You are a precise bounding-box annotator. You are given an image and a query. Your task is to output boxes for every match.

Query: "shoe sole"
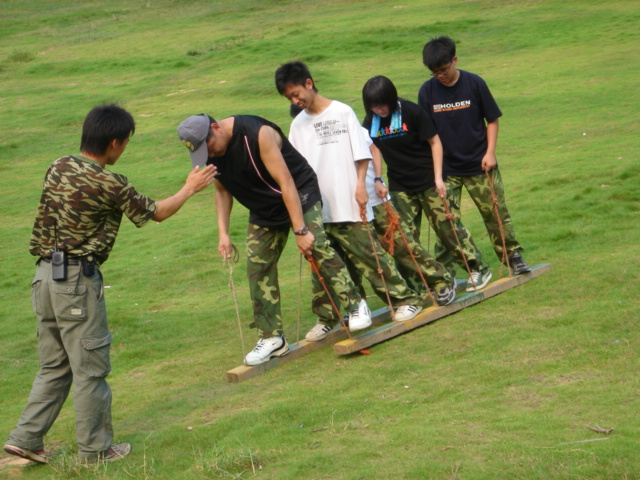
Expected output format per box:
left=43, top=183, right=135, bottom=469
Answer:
left=244, top=344, right=290, bottom=366
left=466, top=272, right=492, bottom=292
left=349, top=319, right=372, bottom=332
left=394, top=306, right=423, bottom=322
left=511, top=266, right=531, bottom=275
left=3, top=445, right=48, bottom=464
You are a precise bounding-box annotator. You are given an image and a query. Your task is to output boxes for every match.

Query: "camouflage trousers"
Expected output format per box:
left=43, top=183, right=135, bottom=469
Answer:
left=391, top=187, right=489, bottom=276
left=246, top=201, right=361, bottom=338
left=435, top=168, right=523, bottom=267
left=371, top=202, right=453, bottom=292
left=322, top=221, right=424, bottom=312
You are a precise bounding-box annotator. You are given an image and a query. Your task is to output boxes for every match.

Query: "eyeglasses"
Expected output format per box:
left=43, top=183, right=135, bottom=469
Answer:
left=430, top=63, right=453, bottom=77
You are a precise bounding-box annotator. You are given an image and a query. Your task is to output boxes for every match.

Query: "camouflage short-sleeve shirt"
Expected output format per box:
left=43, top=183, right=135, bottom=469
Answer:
left=30, top=155, right=158, bottom=265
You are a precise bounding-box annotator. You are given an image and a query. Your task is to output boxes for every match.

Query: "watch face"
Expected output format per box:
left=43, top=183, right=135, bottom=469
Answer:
left=296, top=226, right=309, bottom=235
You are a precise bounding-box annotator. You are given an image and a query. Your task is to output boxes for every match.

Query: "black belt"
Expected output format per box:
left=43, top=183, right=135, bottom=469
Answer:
left=40, top=256, right=80, bottom=266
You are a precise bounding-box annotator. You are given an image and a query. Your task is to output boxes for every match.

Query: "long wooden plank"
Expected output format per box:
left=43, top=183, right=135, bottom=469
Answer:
left=333, top=263, right=552, bottom=355
left=226, top=265, right=549, bottom=382
left=226, top=279, right=473, bottom=382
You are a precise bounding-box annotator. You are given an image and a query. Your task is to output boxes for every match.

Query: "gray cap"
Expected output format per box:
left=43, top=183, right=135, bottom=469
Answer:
left=177, top=115, right=213, bottom=168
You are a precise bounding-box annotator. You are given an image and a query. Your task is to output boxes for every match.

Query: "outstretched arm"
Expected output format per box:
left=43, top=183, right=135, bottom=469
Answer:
left=153, top=164, right=216, bottom=221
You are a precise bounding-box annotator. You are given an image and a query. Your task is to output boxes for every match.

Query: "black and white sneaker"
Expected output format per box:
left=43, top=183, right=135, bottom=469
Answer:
left=244, top=335, right=289, bottom=366
left=435, top=283, right=456, bottom=306
left=305, top=322, right=341, bottom=342
left=508, top=251, right=531, bottom=275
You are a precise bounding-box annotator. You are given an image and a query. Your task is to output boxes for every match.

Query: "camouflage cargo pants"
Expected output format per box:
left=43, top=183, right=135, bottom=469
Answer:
left=246, top=202, right=361, bottom=337
left=322, top=221, right=424, bottom=312
left=391, top=187, right=489, bottom=276
left=435, top=168, right=523, bottom=267
left=371, top=202, right=453, bottom=292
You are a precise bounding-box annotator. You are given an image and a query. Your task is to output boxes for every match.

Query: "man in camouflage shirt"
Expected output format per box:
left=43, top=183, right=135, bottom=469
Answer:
left=4, top=104, right=215, bottom=465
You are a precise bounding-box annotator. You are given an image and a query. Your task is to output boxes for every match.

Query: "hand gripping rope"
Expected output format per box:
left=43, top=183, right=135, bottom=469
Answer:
left=378, top=200, right=436, bottom=305
left=223, top=245, right=247, bottom=360
left=305, top=254, right=352, bottom=339
left=360, top=205, right=395, bottom=320
left=485, top=169, right=511, bottom=276
left=439, top=196, right=476, bottom=290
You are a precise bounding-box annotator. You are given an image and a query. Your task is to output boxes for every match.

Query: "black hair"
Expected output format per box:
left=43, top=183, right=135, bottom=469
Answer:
left=80, top=104, right=135, bottom=155
left=362, top=75, right=399, bottom=118
left=275, top=61, right=317, bottom=95
left=422, top=36, right=456, bottom=71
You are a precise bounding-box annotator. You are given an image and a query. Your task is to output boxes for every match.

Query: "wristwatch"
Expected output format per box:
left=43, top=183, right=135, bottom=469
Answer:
left=294, top=226, right=309, bottom=236
left=374, top=177, right=384, bottom=183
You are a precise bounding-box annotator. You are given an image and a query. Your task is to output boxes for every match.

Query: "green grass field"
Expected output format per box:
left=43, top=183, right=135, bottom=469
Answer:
left=1, top=0, right=639, bottom=478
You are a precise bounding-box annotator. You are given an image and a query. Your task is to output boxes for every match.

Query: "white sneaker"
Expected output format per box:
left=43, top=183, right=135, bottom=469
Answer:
left=394, top=304, right=422, bottom=322
left=466, top=270, right=492, bottom=292
left=347, top=299, right=372, bottom=332
left=305, top=322, right=341, bottom=342
left=244, top=335, right=289, bottom=366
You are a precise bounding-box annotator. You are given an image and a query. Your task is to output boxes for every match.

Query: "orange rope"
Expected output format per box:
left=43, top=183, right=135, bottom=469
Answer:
left=382, top=201, right=436, bottom=304
left=380, top=203, right=400, bottom=255
left=305, top=254, right=352, bottom=339
left=439, top=196, right=475, bottom=289
left=485, top=169, right=511, bottom=276
left=360, top=205, right=395, bottom=320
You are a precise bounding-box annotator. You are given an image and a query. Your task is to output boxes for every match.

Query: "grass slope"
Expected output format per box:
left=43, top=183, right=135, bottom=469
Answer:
left=0, top=0, right=638, bottom=478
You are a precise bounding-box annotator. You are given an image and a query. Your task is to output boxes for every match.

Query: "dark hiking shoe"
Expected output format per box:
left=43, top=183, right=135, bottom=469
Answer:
left=508, top=251, right=531, bottom=275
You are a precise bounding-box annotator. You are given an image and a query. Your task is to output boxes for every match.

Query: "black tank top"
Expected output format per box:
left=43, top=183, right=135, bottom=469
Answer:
left=208, top=115, right=321, bottom=226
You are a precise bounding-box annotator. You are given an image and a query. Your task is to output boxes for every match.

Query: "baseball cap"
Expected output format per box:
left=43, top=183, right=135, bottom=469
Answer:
left=177, top=114, right=215, bottom=168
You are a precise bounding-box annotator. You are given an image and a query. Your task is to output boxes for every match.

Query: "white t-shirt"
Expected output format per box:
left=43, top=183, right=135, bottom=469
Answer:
left=289, top=101, right=373, bottom=223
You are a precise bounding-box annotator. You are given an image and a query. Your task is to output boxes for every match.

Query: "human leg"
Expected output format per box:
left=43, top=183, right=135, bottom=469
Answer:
left=55, top=265, right=115, bottom=461
left=325, top=221, right=423, bottom=321
left=419, top=185, right=490, bottom=276
left=246, top=222, right=289, bottom=338
left=464, top=169, right=530, bottom=273
left=304, top=203, right=361, bottom=326
left=463, top=169, right=523, bottom=260
left=6, top=263, right=74, bottom=454
left=373, top=201, right=453, bottom=293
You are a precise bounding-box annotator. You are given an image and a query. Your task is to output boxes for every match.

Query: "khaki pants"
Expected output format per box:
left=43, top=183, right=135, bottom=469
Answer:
left=7, top=260, right=113, bottom=461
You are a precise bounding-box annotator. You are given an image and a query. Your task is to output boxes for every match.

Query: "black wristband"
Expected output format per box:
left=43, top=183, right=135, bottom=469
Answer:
left=374, top=177, right=384, bottom=183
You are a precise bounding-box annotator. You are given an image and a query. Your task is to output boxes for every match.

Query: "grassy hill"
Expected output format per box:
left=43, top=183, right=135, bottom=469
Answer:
left=1, top=1, right=638, bottom=478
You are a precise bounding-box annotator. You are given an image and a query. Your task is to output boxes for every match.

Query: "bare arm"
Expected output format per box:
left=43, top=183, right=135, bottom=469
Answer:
left=355, top=159, right=370, bottom=207
left=428, top=134, right=446, bottom=198
left=214, top=178, right=234, bottom=259
left=481, top=119, right=499, bottom=172
left=258, top=126, right=315, bottom=255
left=370, top=143, right=388, bottom=199
left=152, top=164, right=216, bottom=221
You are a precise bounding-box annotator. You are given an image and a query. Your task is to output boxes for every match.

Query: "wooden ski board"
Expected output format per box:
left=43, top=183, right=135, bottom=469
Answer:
left=226, top=279, right=473, bottom=383
left=333, top=263, right=551, bottom=355
left=226, top=264, right=549, bottom=382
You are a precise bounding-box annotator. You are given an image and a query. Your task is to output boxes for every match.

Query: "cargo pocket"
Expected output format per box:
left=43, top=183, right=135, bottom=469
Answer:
left=31, top=279, right=43, bottom=317
left=81, top=331, right=113, bottom=378
left=52, top=283, right=88, bottom=321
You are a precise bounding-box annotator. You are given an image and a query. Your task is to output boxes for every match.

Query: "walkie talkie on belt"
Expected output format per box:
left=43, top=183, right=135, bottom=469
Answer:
left=51, top=223, right=67, bottom=281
